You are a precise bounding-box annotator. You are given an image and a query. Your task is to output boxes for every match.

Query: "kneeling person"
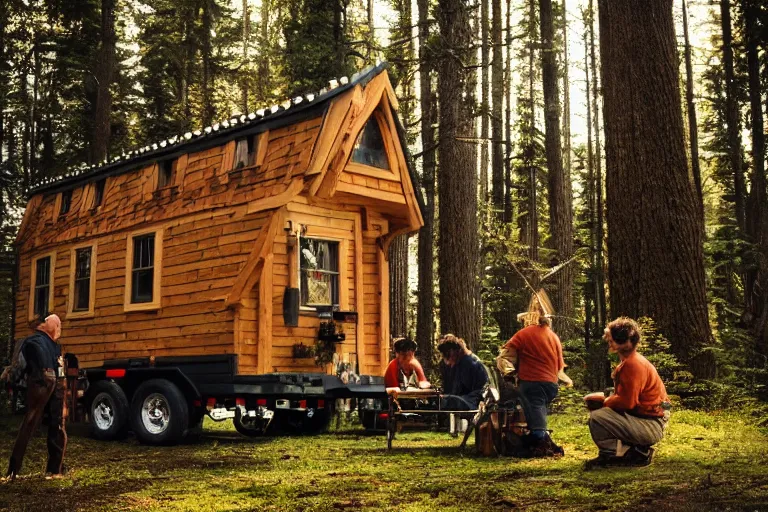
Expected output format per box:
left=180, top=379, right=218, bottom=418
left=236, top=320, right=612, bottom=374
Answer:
left=586, top=317, right=670, bottom=468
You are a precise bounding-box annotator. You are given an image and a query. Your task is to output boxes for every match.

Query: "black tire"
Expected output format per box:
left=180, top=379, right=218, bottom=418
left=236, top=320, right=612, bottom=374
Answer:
left=88, top=380, right=130, bottom=441
left=359, top=409, right=383, bottom=431
left=233, top=408, right=270, bottom=437
left=130, top=379, right=189, bottom=445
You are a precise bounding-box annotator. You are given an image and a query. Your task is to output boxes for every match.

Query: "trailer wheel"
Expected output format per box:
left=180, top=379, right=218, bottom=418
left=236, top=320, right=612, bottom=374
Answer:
left=130, top=379, right=189, bottom=445
left=233, top=408, right=270, bottom=437
left=88, top=380, right=129, bottom=440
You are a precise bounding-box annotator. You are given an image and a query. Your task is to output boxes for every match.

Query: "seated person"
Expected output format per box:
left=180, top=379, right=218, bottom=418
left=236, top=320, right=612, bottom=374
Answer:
left=585, top=317, right=671, bottom=469
left=500, top=297, right=570, bottom=457
left=384, top=338, right=430, bottom=390
left=437, top=334, right=489, bottom=411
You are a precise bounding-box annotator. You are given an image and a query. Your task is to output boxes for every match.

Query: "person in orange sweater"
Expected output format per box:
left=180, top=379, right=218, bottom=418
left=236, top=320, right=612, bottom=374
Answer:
left=500, top=298, right=572, bottom=457
left=384, top=338, right=430, bottom=390
left=585, top=317, right=671, bottom=468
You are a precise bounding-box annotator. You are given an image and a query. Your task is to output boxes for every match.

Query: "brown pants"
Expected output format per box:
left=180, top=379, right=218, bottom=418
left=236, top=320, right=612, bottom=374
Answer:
left=7, top=370, right=68, bottom=477
left=588, top=407, right=668, bottom=456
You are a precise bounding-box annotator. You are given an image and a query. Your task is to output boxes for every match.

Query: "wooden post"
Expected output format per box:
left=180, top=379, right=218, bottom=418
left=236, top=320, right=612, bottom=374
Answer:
left=378, top=244, right=389, bottom=375
left=354, top=214, right=366, bottom=373
left=258, top=252, right=274, bottom=374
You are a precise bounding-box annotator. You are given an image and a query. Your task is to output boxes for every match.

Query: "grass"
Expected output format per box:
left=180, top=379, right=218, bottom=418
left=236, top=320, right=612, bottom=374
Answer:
left=1, top=408, right=767, bottom=512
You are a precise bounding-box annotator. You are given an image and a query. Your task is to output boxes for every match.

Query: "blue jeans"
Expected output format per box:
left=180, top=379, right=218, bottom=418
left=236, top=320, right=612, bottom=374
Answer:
left=518, top=381, right=559, bottom=436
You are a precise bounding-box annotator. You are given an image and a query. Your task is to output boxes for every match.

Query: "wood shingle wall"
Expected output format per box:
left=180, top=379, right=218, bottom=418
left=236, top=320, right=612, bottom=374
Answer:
left=16, top=118, right=323, bottom=369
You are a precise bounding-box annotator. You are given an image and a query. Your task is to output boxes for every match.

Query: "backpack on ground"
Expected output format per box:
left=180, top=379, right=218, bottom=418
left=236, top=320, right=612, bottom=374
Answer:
left=1, top=338, right=29, bottom=390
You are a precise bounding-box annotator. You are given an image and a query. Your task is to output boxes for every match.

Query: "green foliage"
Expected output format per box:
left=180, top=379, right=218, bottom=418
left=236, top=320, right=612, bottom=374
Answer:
left=282, top=0, right=355, bottom=96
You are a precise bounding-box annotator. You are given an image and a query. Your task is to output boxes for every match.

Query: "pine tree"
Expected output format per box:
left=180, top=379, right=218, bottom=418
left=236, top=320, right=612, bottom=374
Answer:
left=415, top=0, right=436, bottom=366
left=598, top=0, right=715, bottom=378
left=436, top=0, right=479, bottom=348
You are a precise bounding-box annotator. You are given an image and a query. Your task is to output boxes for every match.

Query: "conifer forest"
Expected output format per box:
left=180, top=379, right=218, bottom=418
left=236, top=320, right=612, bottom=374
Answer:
left=1, top=0, right=768, bottom=510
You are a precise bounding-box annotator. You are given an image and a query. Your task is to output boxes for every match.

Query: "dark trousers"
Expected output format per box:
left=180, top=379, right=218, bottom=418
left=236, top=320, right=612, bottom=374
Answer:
left=440, top=394, right=476, bottom=411
left=7, top=370, right=68, bottom=477
left=518, top=380, right=559, bottom=433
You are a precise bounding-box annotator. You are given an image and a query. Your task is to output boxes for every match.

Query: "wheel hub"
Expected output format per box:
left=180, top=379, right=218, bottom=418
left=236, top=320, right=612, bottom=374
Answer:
left=142, top=393, right=171, bottom=434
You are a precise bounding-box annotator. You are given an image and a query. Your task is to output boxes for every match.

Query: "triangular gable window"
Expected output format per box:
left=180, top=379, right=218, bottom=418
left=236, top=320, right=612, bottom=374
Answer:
left=351, top=117, right=390, bottom=170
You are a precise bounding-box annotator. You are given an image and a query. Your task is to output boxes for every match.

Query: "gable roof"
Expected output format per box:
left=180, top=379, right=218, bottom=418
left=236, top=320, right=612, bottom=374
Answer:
left=27, top=64, right=392, bottom=198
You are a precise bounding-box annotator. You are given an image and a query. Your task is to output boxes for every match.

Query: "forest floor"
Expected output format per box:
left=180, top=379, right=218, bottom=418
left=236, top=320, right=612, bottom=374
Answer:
left=0, top=407, right=767, bottom=512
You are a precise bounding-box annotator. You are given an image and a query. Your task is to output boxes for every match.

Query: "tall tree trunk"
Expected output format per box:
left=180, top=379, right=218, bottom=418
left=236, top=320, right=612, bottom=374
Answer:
left=682, top=0, right=703, bottom=210
left=368, top=0, right=374, bottom=59
left=721, top=0, right=746, bottom=236
left=416, top=0, right=436, bottom=368
left=584, top=27, right=596, bottom=384
left=598, top=0, right=715, bottom=378
left=491, top=0, right=504, bottom=215
left=743, top=0, right=768, bottom=350
left=31, top=42, right=39, bottom=184
left=0, top=0, right=5, bottom=173
left=540, top=0, right=574, bottom=334
left=390, top=237, right=409, bottom=338
left=91, top=0, right=116, bottom=165
left=201, top=0, right=215, bottom=126
left=561, top=0, right=571, bottom=197
left=388, top=0, right=413, bottom=343
left=436, top=0, right=479, bottom=349
left=241, top=0, right=250, bottom=113
left=258, top=0, right=270, bottom=102
left=504, top=0, right=513, bottom=222
left=480, top=0, right=489, bottom=211
left=525, top=0, right=539, bottom=264
left=589, top=0, right=606, bottom=332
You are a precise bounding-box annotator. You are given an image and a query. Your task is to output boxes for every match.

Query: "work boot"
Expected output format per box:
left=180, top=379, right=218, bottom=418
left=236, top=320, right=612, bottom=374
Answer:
left=530, top=434, right=564, bottom=458
left=585, top=446, right=655, bottom=470
left=625, top=446, right=655, bottom=467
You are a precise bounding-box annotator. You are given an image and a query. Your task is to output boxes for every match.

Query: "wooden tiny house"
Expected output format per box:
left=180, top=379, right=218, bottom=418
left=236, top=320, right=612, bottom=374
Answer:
left=14, top=65, right=424, bottom=380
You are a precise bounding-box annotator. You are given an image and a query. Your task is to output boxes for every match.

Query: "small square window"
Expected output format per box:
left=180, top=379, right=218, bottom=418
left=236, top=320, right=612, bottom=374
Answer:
left=158, top=160, right=175, bottom=189
left=93, top=179, right=106, bottom=208
left=60, top=190, right=72, bottom=215
left=234, top=136, right=258, bottom=169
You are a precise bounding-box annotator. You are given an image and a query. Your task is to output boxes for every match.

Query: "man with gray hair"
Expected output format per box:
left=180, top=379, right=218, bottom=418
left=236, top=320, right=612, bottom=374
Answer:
left=2, top=313, right=68, bottom=481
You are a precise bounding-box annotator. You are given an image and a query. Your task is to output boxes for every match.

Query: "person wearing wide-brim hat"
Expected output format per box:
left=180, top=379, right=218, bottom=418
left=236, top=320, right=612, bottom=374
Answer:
left=498, top=290, right=572, bottom=457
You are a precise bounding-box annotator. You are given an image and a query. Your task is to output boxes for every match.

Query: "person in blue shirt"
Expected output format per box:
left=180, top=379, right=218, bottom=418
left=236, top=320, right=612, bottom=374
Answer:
left=437, top=334, right=489, bottom=410
left=2, top=313, right=68, bottom=481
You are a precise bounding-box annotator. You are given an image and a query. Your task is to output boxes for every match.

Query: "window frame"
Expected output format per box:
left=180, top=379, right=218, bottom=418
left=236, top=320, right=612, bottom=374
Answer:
left=124, top=227, right=163, bottom=312
left=68, top=242, right=97, bottom=319
left=298, top=235, right=342, bottom=311
left=28, top=251, right=57, bottom=322
left=157, top=159, right=176, bottom=190
left=231, top=131, right=269, bottom=172
left=92, top=178, right=107, bottom=210
left=349, top=111, right=393, bottom=172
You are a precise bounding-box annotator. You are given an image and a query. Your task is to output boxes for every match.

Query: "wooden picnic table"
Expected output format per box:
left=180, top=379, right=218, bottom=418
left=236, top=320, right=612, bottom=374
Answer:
left=385, top=388, right=479, bottom=450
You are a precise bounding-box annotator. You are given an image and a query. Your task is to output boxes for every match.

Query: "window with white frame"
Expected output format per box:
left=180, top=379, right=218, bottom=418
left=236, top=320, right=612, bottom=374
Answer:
left=300, top=238, right=339, bottom=308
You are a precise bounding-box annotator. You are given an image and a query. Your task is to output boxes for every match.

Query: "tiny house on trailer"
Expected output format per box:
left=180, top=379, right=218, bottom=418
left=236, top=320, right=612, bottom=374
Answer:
left=13, top=64, right=424, bottom=443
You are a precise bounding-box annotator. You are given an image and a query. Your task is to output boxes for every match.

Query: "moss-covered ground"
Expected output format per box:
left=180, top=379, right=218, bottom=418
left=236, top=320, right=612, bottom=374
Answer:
left=1, top=408, right=767, bottom=511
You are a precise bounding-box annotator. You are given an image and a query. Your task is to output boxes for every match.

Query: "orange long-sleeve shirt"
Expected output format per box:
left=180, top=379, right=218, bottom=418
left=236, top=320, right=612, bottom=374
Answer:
left=504, top=324, right=565, bottom=383
left=604, top=351, right=669, bottom=418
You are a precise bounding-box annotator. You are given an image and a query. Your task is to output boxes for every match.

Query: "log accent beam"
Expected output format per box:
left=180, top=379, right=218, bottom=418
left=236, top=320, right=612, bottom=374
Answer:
left=225, top=207, right=285, bottom=307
